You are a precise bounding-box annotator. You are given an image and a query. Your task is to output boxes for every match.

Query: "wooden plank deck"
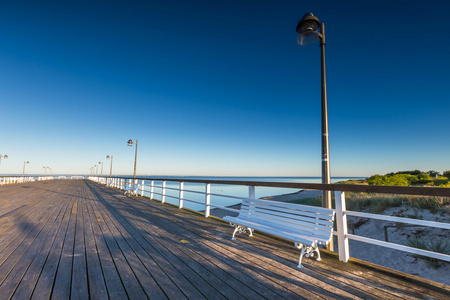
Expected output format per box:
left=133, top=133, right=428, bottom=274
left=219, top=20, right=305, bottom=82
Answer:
left=0, top=180, right=448, bottom=300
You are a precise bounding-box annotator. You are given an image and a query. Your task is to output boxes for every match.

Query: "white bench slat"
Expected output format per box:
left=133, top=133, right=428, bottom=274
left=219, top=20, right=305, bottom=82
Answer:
left=241, top=201, right=334, bottom=221
left=240, top=204, right=334, bottom=223
left=237, top=212, right=333, bottom=236
left=241, top=205, right=334, bottom=228
left=226, top=215, right=333, bottom=242
left=244, top=198, right=334, bottom=216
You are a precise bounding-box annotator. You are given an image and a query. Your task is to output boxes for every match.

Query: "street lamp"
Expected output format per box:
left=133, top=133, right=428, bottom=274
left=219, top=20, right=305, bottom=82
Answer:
left=23, top=161, right=30, bottom=177
left=98, top=161, right=104, bottom=177
left=106, top=155, right=113, bottom=179
left=0, top=154, right=8, bottom=165
left=43, top=166, right=49, bottom=177
left=127, top=139, right=138, bottom=179
left=296, top=13, right=331, bottom=210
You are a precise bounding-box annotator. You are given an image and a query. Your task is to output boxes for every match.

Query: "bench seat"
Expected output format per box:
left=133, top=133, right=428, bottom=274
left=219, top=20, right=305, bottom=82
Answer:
left=223, top=198, right=335, bottom=268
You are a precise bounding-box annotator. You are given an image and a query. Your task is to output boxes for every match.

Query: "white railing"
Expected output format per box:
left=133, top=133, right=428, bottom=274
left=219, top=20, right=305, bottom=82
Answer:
left=0, top=176, right=36, bottom=185
left=89, top=176, right=450, bottom=265
left=0, top=175, right=88, bottom=185
left=334, top=191, right=450, bottom=263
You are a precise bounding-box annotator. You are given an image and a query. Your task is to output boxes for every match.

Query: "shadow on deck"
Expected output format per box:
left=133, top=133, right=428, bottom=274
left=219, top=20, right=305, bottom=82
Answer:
left=0, top=179, right=448, bottom=299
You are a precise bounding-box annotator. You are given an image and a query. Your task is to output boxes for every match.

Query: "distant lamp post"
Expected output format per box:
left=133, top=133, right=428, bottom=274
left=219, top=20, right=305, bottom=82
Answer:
left=43, top=166, right=49, bottom=177
left=23, top=161, right=30, bottom=177
left=94, top=164, right=98, bottom=177
left=127, top=139, right=138, bottom=179
left=0, top=154, right=8, bottom=165
left=98, top=161, right=104, bottom=177
left=106, top=155, right=113, bottom=179
left=296, top=13, right=331, bottom=209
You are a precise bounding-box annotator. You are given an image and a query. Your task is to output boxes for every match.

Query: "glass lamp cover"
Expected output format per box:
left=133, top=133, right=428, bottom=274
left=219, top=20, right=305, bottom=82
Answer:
left=297, top=22, right=320, bottom=45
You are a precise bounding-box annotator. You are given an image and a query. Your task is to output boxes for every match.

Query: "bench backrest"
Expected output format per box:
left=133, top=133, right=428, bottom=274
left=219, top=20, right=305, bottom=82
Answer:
left=239, top=198, right=335, bottom=243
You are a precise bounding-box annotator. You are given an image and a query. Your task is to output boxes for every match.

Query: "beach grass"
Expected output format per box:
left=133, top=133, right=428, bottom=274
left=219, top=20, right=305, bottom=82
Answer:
left=289, top=192, right=449, bottom=214
left=404, top=238, right=450, bottom=268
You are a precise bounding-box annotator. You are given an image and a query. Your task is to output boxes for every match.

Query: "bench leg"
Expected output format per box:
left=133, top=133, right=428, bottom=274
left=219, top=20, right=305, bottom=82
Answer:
left=313, top=246, right=322, bottom=262
left=231, top=225, right=241, bottom=240
left=295, top=243, right=321, bottom=268
left=230, top=224, right=253, bottom=240
left=295, top=242, right=306, bottom=268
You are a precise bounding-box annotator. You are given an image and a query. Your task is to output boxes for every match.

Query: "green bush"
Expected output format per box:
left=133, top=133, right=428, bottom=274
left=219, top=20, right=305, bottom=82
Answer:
left=367, top=174, right=409, bottom=186
left=366, top=175, right=385, bottom=185
left=416, top=173, right=432, bottom=184
left=433, top=177, right=449, bottom=186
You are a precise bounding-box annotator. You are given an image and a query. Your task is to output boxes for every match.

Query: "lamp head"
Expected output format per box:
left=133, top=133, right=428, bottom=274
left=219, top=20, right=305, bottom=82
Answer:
left=106, top=155, right=110, bottom=159
left=296, top=13, right=320, bottom=45
left=3, top=155, right=7, bottom=159
left=127, top=139, right=133, bottom=146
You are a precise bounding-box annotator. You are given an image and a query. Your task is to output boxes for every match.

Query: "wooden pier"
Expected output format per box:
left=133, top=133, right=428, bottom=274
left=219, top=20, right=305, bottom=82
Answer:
left=0, top=180, right=448, bottom=299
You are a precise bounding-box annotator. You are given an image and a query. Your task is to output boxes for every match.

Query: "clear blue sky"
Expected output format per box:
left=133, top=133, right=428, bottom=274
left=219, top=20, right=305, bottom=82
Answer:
left=0, top=0, right=449, bottom=177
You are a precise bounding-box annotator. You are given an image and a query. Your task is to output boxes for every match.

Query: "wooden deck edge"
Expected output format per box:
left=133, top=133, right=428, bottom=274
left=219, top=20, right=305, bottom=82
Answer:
left=132, top=195, right=450, bottom=295
left=319, top=249, right=450, bottom=295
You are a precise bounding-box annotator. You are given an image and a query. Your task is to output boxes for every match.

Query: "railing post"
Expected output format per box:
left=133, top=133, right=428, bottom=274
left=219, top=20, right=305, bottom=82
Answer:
left=205, top=183, right=211, bottom=217
left=249, top=186, right=256, bottom=199
left=141, top=180, right=145, bottom=196
left=179, top=182, right=184, bottom=208
left=161, top=181, right=166, bottom=203
left=335, top=191, right=349, bottom=263
left=150, top=180, right=154, bottom=199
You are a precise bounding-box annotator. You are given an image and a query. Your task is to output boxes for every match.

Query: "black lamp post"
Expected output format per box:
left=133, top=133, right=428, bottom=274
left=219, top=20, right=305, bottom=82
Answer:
left=296, top=13, right=331, bottom=210
left=127, top=139, right=138, bottom=179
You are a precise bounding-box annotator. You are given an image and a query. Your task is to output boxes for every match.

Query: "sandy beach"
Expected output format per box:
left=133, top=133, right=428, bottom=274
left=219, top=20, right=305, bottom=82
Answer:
left=212, top=190, right=450, bottom=286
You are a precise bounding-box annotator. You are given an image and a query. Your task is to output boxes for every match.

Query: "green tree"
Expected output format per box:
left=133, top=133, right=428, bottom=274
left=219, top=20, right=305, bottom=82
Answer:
left=427, top=170, right=440, bottom=177
left=443, top=170, right=450, bottom=179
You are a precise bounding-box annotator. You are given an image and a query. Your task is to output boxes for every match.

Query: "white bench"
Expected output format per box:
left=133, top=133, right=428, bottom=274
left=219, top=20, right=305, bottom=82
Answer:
left=223, top=198, right=335, bottom=268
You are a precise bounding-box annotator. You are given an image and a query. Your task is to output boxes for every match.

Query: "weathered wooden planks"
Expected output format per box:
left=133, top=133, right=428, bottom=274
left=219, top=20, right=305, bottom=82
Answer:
left=0, top=179, right=448, bottom=300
